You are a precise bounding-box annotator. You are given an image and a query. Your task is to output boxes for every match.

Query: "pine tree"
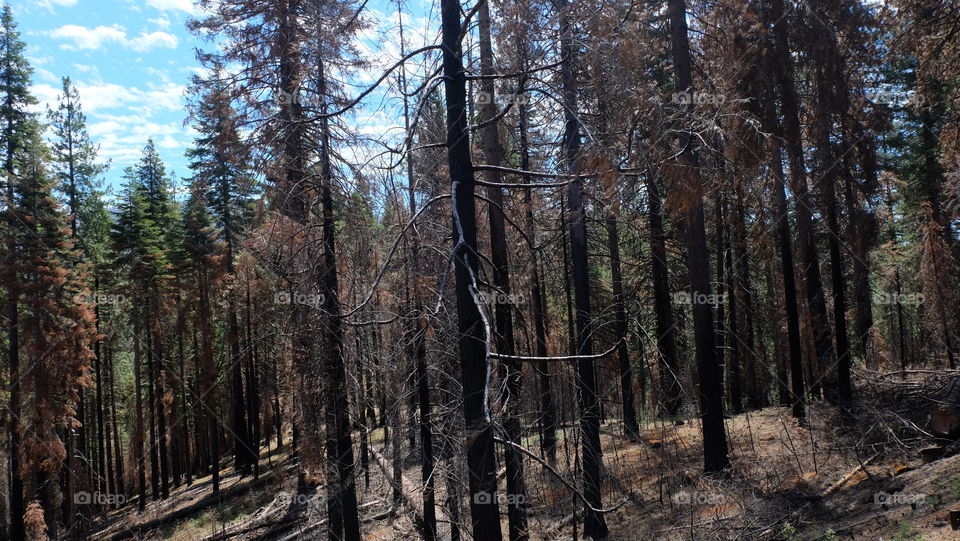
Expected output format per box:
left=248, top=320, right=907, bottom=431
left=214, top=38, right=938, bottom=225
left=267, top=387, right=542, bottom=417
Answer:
left=14, top=118, right=97, bottom=540
left=47, top=74, right=107, bottom=525
left=667, top=0, right=728, bottom=473
left=187, top=81, right=258, bottom=476
left=181, top=183, right=224, bottom=493
left=47, top=76, right=107, bottom=239
left=111, top=141, right=177, bottom=506
left=1, top=5, right=36, bottom=537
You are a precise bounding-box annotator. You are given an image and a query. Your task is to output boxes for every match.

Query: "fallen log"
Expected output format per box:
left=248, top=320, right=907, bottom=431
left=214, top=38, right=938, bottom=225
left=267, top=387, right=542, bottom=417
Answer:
left=370, top=447, right=452, bottom=540
left=820, top=454, right=877, bottom=497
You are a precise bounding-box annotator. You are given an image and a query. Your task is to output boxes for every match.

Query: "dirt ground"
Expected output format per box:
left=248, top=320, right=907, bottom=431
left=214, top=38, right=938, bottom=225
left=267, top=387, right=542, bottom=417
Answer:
left=88, top=401, right=960, bottom=541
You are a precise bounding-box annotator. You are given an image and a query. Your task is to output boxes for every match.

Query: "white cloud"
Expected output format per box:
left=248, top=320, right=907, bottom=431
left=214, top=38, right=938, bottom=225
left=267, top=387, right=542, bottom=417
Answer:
left=36, top=0, right=78, bottom=12
left=86, top=119, right=195, bottom=169
left=28, top=83, right=60, bottom=114
left=33, top=66, right=59, bottom=83
left=46, top=24, right=178, bottom=52
left=145, top=0, right=199, bottom=14
left=148, top=16, right=172, bottom=29
left=48, top=24, right=126, bottom=51
left=27, top=55, right=53, bottom=66
left=31, top=80, right=185, bottom=116
left=127, top=31, right=179, bottom=52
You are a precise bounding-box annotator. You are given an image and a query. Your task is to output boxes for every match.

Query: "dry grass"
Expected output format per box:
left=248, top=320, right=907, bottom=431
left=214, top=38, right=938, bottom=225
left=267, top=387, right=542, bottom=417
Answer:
left=94, top=372, right=960, bottom=540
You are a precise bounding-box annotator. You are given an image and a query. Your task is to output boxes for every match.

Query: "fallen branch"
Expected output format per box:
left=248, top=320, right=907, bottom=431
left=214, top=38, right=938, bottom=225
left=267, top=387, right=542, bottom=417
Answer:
left=820, top=453, right=878, bottom=497
left=370, top=447, right=451, bottom=540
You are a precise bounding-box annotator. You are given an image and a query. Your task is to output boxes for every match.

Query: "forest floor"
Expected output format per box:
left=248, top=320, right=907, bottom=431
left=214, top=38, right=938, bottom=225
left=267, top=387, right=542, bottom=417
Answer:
left=86, top=402, right=960, bottom=540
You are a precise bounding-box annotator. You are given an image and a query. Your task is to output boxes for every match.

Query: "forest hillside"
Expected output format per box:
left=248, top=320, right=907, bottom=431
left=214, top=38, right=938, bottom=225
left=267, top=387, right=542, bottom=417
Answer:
left=2, top=0, right=960, bottom=539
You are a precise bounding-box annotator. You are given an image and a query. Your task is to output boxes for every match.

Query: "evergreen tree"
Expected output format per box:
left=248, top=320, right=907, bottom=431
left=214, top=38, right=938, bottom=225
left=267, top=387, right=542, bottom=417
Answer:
left=1, top=4, right=36, bottom=537
left=186, top=82, right=257, bottom=474
left=111, top=140, right=177, bottom=505
left=47, top=76, right=107, bottom=239
left=14, top=118, right=97, bottom=540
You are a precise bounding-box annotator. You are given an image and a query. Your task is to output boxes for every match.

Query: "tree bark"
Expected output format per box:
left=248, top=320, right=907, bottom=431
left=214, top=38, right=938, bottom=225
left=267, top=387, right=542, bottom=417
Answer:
left=758, top=8, right=806, bottom=419
left=476, top=2, right=529, bottom=538
left=644, top=171, right=682, bottom=417
left=440, top=0, right=504, bottom=538
left=769, top=0, right=834, bottom=400
left=668, top=0, right=729, bottom=472
left=556, top=0, right=610, bottom=535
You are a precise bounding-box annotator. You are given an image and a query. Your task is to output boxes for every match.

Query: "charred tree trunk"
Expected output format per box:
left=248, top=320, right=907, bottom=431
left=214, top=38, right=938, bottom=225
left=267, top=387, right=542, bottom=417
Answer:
left=230, top=301, right=250, bottom=475
left=733, top=196, right=763, bottom=409
left=645, top=171, right=682, bottom=416
left=668, top=0, right=729, bottom=472
left=109, top=344, right=125, bottom=505
left=769, top=0, right=834, bottom=400
left=315, top=58, right=362, bottom=541
left=134, top=319, right=147, bottom=511
left=245, top=281, right=261, bottom=479
left=440, top=0, right=503, bottom=538
left=518, top=95, right=557, bottom=464
left=761, top=0, right=807, bottom=420
left=198, top=270, right=220, bottom=494
left=6, top=182, right=23, bottom=539
left=154, top=323, right=170, bottom=500
left=398, top=8, right=437, bottom=536
left=476, top=2, right=528, bottom=538
left=556, top=0, right=610, bottom=536
left=104, top=341, right=116, bottom=501
left=146, top=322, right=159, bottom=501
left=606, top=211, right=639, bottom=439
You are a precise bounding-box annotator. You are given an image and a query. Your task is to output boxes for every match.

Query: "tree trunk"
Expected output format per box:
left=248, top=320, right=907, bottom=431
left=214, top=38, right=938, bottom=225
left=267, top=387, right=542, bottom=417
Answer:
left=556, top=0, right=610, bottom=535
left=668, top=0, right=729, bottom=473
left=154, top=323, right=170, bottom=500
left=644, top=171, right=682, bottom=416
left=134, top=320, right=147, bottom=511
left=198, top=271, right=220, bottom=494
left=109, top=344, right=125, bottom=505
left=476, top=2, right=528, bottom=538
left=440, top=0, right=503, bottom=538
left=245, top=281, right=261, bottom=479
left=769, top=0, right=834, bottom=400
left=397, top=7, right=437, bottom=534
left=6, top=161, right=24, bottom=541
left=732, top=193, right=762, bottom=409
left=104, top=341, right=116, bottom=500
left=146, top=323, right=159, bottom=501
left=606, top=212, right=639, bottom=438
left=760, top=0, right=807, bottom=420
left=518, top=93, right=557, bottom=464
left=314, top=58, right=362, bottom=541
left=719, top=197, right=743, bottom=414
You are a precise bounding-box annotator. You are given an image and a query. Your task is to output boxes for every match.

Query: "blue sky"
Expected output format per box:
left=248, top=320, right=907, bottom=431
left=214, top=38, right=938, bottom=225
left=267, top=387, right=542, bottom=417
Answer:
left=18, top=0, right=205, bottom=190
left=15, top=0, right=438, bottom=194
